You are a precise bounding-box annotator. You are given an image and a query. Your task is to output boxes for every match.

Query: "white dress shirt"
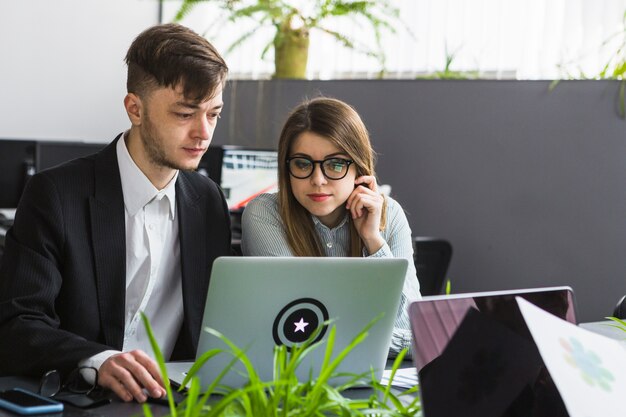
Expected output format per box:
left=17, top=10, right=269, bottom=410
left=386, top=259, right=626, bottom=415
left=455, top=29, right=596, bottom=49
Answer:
left=80, top=134, right=183, bottom=372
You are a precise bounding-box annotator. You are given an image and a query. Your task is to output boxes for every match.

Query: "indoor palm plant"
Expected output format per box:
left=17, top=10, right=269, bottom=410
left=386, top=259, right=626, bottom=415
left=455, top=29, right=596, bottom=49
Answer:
left=174, top=0, right=403, bottom=79
left=551, top=9, right=626, bottom=118
left=141, top=313, right=421, bottom=416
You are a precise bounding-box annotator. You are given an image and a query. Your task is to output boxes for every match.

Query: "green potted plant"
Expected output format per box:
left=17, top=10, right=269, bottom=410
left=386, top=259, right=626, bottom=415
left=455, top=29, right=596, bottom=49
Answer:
left=141, top=313, right=421, bottom=416
left=174, top=0, right=403, bottom=79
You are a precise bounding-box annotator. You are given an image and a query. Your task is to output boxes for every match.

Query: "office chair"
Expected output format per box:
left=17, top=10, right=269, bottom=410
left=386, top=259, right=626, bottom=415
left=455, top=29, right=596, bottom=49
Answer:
left=413, top=237, right=453, bottom=296
left=613, top=295, right=626, bottom=319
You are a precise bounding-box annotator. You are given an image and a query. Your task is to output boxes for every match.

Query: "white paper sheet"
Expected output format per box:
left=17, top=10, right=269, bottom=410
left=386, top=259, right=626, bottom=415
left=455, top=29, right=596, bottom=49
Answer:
left=381, top=367, right=418, bottom=389
left=516, top=297, right=626, bottom=417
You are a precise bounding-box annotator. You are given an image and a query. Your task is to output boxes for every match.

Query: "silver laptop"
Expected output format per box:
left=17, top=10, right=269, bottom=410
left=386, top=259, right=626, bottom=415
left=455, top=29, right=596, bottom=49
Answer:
left=168, top=256, right=407, bottom=390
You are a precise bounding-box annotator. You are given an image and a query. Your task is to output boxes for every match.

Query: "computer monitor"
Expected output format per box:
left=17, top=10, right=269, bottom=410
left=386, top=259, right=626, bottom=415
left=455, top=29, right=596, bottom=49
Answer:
left=36, top=141, right=106, bottom=172
left=197, top=146, right=224, bottom=185
left=198, top=145, right=278, bottom=211
left=0, top=139, right=37, bottom=208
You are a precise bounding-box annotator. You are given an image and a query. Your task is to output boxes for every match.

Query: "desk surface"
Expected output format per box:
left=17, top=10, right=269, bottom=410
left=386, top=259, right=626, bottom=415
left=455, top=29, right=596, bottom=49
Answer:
left=0, top=361, right=416, bottom=417
left=2, top=321, right=621, bottom=416
left=579, top=320, right=626, bottom=341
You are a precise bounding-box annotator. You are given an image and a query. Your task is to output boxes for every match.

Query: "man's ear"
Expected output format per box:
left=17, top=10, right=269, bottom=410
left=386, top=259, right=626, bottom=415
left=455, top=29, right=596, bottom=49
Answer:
left=124, top=93, right=143, bottom=126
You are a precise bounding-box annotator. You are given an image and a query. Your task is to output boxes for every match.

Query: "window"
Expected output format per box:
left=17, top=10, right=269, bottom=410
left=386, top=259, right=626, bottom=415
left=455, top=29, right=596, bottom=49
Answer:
left=163, top=0, right=626, bottom=79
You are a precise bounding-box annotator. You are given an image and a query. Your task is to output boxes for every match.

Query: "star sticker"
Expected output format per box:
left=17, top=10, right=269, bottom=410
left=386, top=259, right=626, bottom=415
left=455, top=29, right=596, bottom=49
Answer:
left=294, top=317, right=309, bottom=333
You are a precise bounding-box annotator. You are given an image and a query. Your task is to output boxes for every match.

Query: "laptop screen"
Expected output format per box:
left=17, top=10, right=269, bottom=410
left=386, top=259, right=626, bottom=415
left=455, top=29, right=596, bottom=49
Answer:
left=409, top=287, right=576, bottom=417
left=410, top=287, right=576, bottom=372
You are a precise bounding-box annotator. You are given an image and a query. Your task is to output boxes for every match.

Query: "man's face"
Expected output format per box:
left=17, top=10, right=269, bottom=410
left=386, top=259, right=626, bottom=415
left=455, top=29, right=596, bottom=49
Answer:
left=137, top=86, right=223, bottom=172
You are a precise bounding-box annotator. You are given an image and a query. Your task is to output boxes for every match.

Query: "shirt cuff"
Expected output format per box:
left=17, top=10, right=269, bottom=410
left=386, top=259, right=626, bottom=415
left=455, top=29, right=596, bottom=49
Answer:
left=365, top=242, right=393, bottom=258
left=389, top=328, right=414, bottom=359
left=79, top=350, right=121, bottom=384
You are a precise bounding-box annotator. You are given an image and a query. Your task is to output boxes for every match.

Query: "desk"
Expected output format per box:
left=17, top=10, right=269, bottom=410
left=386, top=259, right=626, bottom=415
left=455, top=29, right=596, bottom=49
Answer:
left=579, top=320, right=626, bottom=342
left=0, top=361, right=417, bottom=417
left=0, top=375, right=179, bottom=417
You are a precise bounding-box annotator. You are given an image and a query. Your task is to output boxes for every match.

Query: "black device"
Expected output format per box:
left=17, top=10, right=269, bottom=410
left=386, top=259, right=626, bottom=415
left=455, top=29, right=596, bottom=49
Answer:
left=410, top=287, right=576, bottom=417
left=0, top=139, right=105, bottom=209
left=613, top=294, right=626, bottom=318
left=36, top=141, right=106, bottom=172
left=0, top=388, right=63, bottom=415
left=197, top=145, right=225, bottom=185
left=0, top=139, right=36, bottom=208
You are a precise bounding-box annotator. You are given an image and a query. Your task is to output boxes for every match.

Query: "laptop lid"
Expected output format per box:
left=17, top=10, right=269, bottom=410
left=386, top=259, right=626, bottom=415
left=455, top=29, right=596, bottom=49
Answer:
left=409, top=286, right=577, bottom=372
left=409, top=286, right=577, bottom=417
left=190, top=256, right=407, bottom=390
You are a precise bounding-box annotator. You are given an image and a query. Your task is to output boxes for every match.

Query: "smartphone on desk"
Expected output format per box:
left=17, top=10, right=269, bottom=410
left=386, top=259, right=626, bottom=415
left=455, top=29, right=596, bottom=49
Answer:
left=0, top=388, right=63, bottom=415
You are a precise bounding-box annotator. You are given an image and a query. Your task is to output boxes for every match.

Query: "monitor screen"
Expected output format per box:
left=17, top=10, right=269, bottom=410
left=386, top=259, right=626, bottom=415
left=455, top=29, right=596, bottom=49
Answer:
left=220, top=146, right=278, bottom=211
left=197, top=146, right=224, bottom=185
left=37, top=141, right=106, bottom=172
left=0, top=139, right=37, bottom=208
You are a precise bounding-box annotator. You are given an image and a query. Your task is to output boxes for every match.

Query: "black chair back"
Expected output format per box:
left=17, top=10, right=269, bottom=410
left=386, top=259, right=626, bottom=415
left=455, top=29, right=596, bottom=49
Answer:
left=613, top=295, right=626, bottom=319
left=413, top=237, right=453, bottom=296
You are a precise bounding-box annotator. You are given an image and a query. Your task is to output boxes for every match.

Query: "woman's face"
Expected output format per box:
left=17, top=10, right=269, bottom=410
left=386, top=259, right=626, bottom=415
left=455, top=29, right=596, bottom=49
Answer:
left=288, top=131, right=357, bottom=228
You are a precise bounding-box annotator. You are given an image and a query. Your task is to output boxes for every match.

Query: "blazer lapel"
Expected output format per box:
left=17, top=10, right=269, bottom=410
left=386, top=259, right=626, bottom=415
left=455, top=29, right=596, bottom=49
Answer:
left=89, top=136, right=126, bottom=349
left=176, top=172, right=206, bottom=350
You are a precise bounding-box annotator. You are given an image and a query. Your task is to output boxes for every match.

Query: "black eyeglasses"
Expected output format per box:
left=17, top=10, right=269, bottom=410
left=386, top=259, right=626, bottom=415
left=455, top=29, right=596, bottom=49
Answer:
left=39, top=367, right=98, bottom=398
left=286, top=157, right=354, bottom=180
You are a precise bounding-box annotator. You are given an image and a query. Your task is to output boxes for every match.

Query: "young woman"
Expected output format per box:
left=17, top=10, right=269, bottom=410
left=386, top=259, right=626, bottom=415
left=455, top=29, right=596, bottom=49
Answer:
left=241, top=97, right=420, bottom=356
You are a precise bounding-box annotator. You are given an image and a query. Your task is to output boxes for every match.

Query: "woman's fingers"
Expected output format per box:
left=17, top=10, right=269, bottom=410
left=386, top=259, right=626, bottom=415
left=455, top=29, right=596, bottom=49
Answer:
left=347, top=176, right=379, bottom=210
left=349, top=192, right=383, bottom=219
left=355, top=175, right=378, bottom=192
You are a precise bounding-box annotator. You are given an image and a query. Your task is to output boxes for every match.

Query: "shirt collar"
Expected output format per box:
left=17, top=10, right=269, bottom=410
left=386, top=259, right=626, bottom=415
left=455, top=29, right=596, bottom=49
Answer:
left=311, top=213, right=349, bottom=231
left=116, top=133, right=178, bottom=219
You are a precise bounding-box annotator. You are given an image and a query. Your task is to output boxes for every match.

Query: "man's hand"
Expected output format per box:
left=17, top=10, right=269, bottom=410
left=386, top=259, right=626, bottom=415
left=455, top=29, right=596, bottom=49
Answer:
left=98, top=350, right=166, bottom=402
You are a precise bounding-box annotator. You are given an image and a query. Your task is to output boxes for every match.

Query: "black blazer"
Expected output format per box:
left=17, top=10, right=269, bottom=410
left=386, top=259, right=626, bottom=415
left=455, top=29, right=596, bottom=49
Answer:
left=0, top=136, right=232, bottom=376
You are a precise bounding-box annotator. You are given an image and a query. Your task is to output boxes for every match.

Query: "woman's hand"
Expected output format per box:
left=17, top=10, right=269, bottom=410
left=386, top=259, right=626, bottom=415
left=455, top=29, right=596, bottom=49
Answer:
left=346, top=175, right=385, bottom=254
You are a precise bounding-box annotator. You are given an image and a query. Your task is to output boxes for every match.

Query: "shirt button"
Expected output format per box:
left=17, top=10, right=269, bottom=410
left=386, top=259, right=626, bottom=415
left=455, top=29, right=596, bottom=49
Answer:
left=326, top=242, right=333, bottom=248
left=148, top=224, right=154, bottom=230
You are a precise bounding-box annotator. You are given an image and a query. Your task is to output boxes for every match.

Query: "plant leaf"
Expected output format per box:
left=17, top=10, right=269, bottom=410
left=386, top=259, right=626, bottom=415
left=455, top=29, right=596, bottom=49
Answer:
left=140, top=312, right=177, bottom=416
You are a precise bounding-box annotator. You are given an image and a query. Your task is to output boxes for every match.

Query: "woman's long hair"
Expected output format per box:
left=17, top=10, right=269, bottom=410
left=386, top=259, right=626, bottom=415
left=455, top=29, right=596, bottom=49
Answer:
left=277, top=97, right=387, bottom=257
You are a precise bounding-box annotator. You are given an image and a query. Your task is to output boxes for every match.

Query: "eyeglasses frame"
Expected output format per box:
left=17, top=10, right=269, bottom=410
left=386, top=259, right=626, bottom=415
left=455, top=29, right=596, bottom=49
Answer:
left=285, top=157, right=355, bottom=180
left=38, top=366, right=99, bottom=398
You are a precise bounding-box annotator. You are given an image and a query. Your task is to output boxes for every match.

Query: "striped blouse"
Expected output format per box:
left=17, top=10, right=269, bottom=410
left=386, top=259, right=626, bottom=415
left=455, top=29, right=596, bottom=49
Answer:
left=241, top=192, right=421, bottom=357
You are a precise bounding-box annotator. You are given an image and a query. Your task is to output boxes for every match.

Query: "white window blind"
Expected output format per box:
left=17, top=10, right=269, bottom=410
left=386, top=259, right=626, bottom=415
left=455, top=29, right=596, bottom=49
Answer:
left=162, top=0, right=626, bottom=79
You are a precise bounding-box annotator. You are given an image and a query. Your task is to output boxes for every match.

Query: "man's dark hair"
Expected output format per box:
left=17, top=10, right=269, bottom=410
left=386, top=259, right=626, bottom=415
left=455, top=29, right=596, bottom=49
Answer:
left=125, top=23, right=228, bottom=102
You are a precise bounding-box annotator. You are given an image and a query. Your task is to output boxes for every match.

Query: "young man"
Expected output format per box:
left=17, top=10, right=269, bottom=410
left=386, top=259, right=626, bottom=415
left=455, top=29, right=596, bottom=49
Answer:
left=0, top=23, right=231, bottom=402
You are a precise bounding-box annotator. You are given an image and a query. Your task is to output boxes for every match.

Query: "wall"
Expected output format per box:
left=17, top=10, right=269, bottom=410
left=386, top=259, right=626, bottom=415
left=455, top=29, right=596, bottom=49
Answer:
left=0, top=0, right=158, bottom=141
left=214, top=79, right=626, bottom=323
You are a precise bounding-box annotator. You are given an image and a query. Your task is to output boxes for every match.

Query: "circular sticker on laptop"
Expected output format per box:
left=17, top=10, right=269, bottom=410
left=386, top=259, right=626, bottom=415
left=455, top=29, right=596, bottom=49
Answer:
left=272, top=298, right=329, bottom=350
